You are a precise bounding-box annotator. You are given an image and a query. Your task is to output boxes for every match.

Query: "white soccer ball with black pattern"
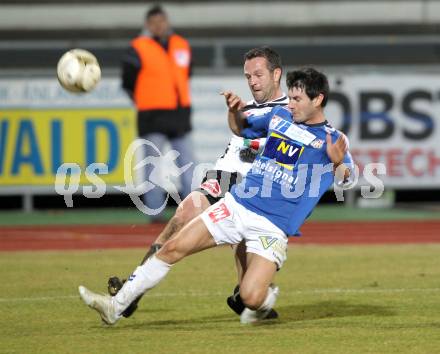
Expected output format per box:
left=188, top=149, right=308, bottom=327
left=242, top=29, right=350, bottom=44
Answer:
left=57, top=49, right=101, bottom=93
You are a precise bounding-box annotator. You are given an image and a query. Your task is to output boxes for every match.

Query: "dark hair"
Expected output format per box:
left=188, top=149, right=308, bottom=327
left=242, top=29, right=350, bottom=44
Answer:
left=244, top=46, right=282, bottom=73
left=146, top=5, right=166, bottom=20
left=286, top=67, right=329, bottom=107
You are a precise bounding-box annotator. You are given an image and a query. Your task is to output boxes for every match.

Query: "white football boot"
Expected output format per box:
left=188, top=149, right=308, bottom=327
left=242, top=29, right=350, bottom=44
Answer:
left=78, top=285, right=120, bottom=325
left=240, top=285, right=279, bottom=324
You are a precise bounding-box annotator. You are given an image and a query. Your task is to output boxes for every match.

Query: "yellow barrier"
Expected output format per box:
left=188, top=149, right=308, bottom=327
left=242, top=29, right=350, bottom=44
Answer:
left=0, top=109, right=136, bottom=185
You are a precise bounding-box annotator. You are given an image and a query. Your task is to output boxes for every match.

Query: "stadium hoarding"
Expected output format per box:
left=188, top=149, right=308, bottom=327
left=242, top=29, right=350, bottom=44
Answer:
left=0, top=78, right=136, bottom=187
left=0, top=108, right=136, bottom=185
left=324, top=74, right=440, bottom=188
left=0, top=74, right=439, bottom=190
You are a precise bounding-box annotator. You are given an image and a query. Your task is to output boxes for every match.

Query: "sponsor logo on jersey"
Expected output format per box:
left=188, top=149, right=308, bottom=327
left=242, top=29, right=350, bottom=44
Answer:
left=271, top=118, right=316, bottom=145
left=269, top=115, right=284, bottom=130
left=282, top=124, right=316, bottom=145
left=261, top=132, right=304, bottom=170
left=208, top=203, right=231, bottom=223
left=200, top=179, right=222, bottom=197
left=310, top=138, right=324, bottom=149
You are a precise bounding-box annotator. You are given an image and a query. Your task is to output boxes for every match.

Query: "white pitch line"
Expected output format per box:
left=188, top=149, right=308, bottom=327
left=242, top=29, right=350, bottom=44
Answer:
left=0, top=295, right=78, bottom=302
left=1, top=288, right=440, bottom=303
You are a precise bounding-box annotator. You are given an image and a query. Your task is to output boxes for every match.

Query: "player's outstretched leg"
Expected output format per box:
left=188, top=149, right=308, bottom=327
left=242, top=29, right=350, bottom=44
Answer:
left=226, top=284, right=279, bottom=319
left=226, top=240, right=247, bottom=314
left=237, top=252, right=279, bottom=324
left=107, top=243, right=162, bottom=317
left=239, top=285, right=279, bottom=323
left=226, top=284, right=244, bottom=315
left=106, top=191, right=211, bottom=318
left=79, top=216, right=217, bottom=325
left=79, top=255, right=172, bottom=325
left=79, top=285, right=119, bottom=325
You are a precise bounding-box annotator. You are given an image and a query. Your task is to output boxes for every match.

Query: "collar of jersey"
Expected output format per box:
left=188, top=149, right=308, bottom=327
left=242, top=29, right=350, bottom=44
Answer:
left=252, top=94, right=288, bottom=107
left=300, top=120, right=328, bottom=127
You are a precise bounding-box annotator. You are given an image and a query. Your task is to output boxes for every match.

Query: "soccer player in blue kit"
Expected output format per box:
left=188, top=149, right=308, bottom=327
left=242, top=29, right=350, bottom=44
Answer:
left=79, top=67, right=354, bottom=325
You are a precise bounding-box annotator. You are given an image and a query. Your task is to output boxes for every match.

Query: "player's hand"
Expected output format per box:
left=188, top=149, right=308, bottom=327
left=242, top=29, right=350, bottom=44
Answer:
left=326, top=133, right=348, bottom=166
left=220, top=91, right=246, bottom=113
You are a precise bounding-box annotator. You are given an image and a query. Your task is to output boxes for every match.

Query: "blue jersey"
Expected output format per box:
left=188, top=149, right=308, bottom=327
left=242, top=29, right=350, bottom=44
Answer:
left=230, top=105, right=354, bottom=236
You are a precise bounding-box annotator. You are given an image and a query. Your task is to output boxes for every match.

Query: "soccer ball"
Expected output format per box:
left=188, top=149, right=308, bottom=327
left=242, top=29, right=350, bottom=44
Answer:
left=57, top=49, right=101, bottom=93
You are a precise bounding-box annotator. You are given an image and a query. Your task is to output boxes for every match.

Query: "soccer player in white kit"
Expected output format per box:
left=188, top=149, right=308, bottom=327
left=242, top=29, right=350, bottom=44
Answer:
left=107, top=47, right=288, bottom=319
left=79, top=67, right=354, bottom=325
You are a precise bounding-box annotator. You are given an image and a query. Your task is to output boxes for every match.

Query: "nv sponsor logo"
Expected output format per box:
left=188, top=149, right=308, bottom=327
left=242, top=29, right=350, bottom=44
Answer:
left=262, top=132, right=304, bottom=170
left=277, top=141, right=301, bottom=157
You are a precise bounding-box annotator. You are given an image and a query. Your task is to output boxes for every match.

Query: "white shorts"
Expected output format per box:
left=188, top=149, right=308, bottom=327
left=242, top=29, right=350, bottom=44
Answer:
left=201, top=192, right=288, bottom=268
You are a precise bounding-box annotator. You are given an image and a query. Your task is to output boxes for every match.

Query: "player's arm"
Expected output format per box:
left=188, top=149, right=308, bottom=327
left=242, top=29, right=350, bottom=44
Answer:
left=221, top=91, right=247, bottom=135
left=326, top=133, right=352, bottom=184
left=121, top=46, right=141, bottom=100
left=221, top=91, right=289, bottom=138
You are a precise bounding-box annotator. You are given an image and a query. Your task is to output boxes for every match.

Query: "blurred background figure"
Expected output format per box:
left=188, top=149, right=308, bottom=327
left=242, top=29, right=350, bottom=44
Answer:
left=122, top=5, right=195, bottom=220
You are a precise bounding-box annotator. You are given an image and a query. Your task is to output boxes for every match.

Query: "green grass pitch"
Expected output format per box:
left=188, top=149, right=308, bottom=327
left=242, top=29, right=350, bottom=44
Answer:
left=1, top=244, right=440, bottom=354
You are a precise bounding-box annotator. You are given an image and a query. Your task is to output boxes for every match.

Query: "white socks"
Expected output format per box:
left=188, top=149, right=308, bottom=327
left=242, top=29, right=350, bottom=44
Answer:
left=113, top=255, right=172, bottom=315
left=257, top=285, right=279, bottom=312
left=240, top=286, right=279, bottom=324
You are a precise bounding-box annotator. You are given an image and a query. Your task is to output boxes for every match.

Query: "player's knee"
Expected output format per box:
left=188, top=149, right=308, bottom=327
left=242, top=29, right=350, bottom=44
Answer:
left=173, top=203, right=191, bottom=226
left=175, top=194, right=202, bottom=224
left=240, top=287, right=266, bottom=310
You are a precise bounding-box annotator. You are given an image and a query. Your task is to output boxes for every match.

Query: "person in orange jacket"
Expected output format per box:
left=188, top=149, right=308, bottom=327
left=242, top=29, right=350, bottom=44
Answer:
left=122, top=5, right=195, bottom=218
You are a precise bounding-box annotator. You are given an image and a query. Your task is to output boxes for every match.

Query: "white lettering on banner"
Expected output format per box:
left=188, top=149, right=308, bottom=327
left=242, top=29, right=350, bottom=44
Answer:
left=0, top=79, right=131, bottom=108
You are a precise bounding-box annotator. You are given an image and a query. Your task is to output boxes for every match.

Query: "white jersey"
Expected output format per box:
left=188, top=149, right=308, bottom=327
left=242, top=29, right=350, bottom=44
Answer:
left=214, top=94, right=289, bottom=176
